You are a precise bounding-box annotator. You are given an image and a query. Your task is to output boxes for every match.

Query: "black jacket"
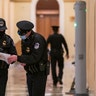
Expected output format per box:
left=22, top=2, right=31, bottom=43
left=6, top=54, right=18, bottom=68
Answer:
left=0, top=34, right=17, bottom=69
left=17, top=31, right=48, bottom=65
left=47, top=33, right=69, bottom=56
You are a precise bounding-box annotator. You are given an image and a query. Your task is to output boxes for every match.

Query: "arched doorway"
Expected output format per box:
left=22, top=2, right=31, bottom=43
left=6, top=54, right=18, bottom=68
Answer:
left=30, top=0, right=65, bottom=35
left=36, top=0, right=59, bottom=39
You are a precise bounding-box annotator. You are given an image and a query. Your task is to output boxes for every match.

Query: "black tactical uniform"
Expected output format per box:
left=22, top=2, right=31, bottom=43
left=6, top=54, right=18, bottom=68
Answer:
left=47, top=26, right=69, bottom=86
left=0, top=18, right=17, bottom=96
left=16, top=20, right=48, bottom=96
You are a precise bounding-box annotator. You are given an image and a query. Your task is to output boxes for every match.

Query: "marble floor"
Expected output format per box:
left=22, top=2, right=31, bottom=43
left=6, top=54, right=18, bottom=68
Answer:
left=6, top=61, right=75, bottom=96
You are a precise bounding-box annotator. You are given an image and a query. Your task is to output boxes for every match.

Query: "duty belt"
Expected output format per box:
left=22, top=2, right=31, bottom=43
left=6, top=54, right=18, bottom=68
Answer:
left=25, top=63, right=46, bottom=74
left=25, top=61, right=50, bottom=75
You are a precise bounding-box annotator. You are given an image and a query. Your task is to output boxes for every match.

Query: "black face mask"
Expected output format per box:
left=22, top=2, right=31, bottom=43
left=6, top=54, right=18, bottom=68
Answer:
left=0, top=31, right=5, bottom=37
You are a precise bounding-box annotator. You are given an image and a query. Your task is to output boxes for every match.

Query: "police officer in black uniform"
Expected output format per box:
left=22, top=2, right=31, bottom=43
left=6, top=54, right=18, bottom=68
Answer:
left=0, top=18, right=17, bottom=96
left=47, top=26, right=69, bottom=87
left=8, top=20, right=48, bottom=96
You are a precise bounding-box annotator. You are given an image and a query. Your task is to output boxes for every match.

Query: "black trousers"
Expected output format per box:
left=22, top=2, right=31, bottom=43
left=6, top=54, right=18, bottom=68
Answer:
left=26, top=71, right=47, bottom=96
left=0, top=69, right=8, bottom=96
left=51, top=55, right=64, bottom=83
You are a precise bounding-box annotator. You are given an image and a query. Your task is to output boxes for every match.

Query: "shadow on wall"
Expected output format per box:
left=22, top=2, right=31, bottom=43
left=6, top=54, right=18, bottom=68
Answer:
left=15, top=41, right=21, bottom=55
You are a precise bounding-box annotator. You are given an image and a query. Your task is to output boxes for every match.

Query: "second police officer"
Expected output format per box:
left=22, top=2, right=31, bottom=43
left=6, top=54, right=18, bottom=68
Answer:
left=8, top=20, right=48, bottom=96
left=47, top=26, right=69, bottom=87
left=0, top=18, right=17, bottom=96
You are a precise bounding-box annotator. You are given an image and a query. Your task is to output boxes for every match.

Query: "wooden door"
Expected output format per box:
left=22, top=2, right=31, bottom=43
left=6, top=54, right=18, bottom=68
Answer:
left=36, top=14, right=59, bottom=40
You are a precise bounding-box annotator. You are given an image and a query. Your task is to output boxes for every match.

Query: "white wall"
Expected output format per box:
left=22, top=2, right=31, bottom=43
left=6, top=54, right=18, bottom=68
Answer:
left=64, top=2, right=75, bottom=61
left=13, top=2, right=31, bottom=43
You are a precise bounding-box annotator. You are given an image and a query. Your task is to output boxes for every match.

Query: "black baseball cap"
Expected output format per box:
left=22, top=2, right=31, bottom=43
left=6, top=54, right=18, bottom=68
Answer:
left=0, top=18, right=7, bottom=30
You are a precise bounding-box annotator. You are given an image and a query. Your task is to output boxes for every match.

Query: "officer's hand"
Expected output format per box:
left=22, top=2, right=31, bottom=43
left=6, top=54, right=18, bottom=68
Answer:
left=7, top=55, right=17, bottom=64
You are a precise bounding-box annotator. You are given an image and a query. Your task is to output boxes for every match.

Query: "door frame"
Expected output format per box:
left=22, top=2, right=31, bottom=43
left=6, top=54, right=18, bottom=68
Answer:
left=30, top=0, right=65, bottom=34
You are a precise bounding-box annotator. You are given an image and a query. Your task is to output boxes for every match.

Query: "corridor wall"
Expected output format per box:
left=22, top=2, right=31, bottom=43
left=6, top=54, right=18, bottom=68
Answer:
left=86, top=0, right=95, bottom=95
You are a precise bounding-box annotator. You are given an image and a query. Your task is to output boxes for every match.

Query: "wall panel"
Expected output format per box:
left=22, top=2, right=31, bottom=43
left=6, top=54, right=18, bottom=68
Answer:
left=87, top=0, right=95, bottom=95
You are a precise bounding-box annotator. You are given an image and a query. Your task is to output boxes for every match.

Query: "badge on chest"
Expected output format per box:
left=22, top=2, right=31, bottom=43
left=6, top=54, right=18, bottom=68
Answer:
left=2, top=40, right=6, bottom=46
left=26, top=47, right=30, bottom=53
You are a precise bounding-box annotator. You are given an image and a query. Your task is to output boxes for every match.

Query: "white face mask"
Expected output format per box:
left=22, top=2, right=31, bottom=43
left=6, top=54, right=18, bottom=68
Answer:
left=20, top=35, right=27, bottom=40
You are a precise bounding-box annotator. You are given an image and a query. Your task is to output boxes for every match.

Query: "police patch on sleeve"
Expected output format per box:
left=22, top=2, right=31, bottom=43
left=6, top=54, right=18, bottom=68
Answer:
left=34, top=43, right=40, bottom=49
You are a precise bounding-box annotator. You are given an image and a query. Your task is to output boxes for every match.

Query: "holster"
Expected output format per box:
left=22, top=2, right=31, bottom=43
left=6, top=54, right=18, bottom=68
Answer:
left=39, top=63, right=46, bottom=72
left=39, top=61, right=50, bottom=75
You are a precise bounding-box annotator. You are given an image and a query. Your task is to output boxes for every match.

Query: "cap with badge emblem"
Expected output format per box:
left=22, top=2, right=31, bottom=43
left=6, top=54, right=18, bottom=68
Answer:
left=16, top=20, right=34, bottom=36
left=0, top=18, right=7, bottom=30
left=16, top=20, right=34, bottom=31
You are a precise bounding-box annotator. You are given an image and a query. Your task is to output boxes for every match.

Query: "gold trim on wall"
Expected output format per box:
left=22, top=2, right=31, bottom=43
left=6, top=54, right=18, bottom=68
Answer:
left=10, top=0, right=31, bottom=2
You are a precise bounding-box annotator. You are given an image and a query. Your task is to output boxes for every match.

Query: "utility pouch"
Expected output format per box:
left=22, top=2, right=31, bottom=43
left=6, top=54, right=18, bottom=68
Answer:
left=39, top=63, right=46, bottom=71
